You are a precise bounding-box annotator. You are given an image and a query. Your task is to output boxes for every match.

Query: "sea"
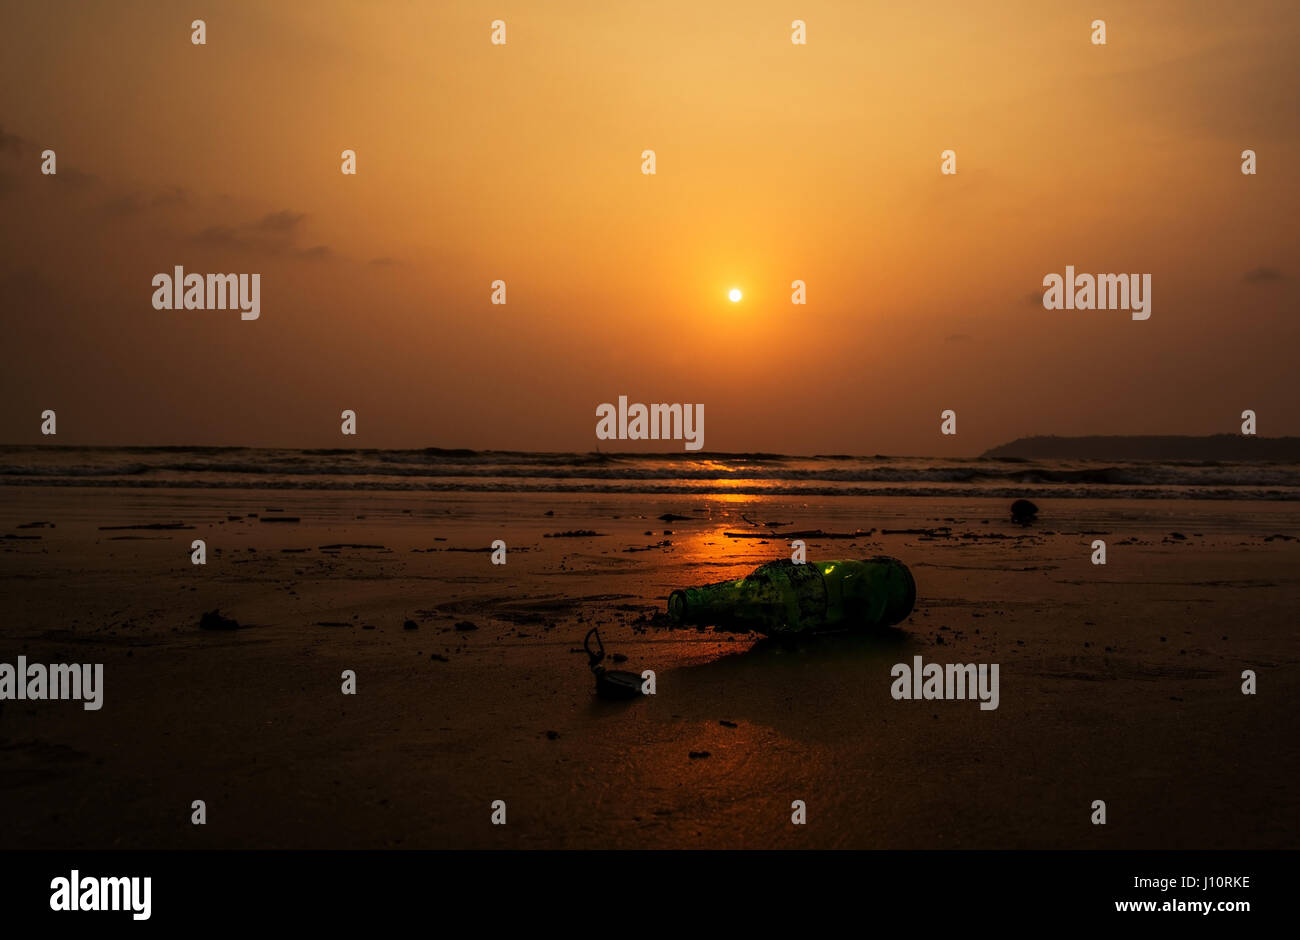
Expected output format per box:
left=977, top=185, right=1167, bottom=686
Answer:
left=2, top=447, right=1298, bottom=500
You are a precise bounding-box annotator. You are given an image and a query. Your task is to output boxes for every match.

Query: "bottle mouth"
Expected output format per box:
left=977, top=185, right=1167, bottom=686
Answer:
left=864, top=555, right=917, bottom=625
left=876, top=555, right=917, bottom=623
left=896, top=561, right=917, bottom=622
left=667, top=590, right=688, bottom=623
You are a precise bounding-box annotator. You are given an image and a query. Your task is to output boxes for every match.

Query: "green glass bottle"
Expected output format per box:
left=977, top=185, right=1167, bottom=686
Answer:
left=667, top=557, right=915, bottom=636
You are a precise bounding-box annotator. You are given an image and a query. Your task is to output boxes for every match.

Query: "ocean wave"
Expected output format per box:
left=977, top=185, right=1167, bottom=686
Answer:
left=1, top=476, right=1297, bottom=500
left=1, top=447, right=1298, bottom=498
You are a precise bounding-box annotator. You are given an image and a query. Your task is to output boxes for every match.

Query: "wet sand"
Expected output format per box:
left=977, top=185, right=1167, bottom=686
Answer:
left=1, top=487, right=1296, bottom=848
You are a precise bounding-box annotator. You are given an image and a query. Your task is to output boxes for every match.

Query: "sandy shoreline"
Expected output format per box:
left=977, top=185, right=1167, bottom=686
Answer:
left=1, top=486, right=1297, bottom=848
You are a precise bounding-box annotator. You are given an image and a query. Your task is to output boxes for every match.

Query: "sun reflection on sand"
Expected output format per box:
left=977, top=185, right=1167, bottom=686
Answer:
left=666, top=506, right=786, bottom=572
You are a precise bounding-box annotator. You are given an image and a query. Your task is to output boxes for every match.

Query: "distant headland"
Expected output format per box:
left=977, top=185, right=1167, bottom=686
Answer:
left=982, top=435, right=1300, bottom=462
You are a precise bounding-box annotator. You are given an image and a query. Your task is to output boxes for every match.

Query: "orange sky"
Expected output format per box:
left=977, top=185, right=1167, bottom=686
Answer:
left=1, top=0, right=1297, bottom=454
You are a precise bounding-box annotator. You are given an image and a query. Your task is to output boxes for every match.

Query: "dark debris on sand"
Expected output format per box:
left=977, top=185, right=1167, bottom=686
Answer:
left=99, top=522, right=194, bottom=531
left=1010, top=499, right=1039, bottom=524
left=726, top=528, right=872, bottom=539
left=199, top=609, right=242, bottom=631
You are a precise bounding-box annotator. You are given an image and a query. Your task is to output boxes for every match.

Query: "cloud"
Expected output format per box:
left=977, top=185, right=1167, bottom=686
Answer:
left=254, top=209, right=306, bottom=233
left=151, top=186, right=190, bottom=208
left=54, top=166, right=99, bottom=189
left=0, top=126, right=28, bottom=156
left=3, top=123, right=340, bottom=272
left=194, top=224, right=241, bottom=247
left=1243, top=266, right=1285, bottom=283
left=100, top=193, right=143, bottom=216
left=0, top=266, right=56, bottom=305
left=1096, top=35, right=1300, bottom=144
left=190, top=210, right=328, bottom=261
left=0, top=126, right=97, bottom=187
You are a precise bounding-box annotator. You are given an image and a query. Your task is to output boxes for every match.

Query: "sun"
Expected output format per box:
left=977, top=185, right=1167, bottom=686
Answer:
left=728, top=288, right=742, bottom=302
